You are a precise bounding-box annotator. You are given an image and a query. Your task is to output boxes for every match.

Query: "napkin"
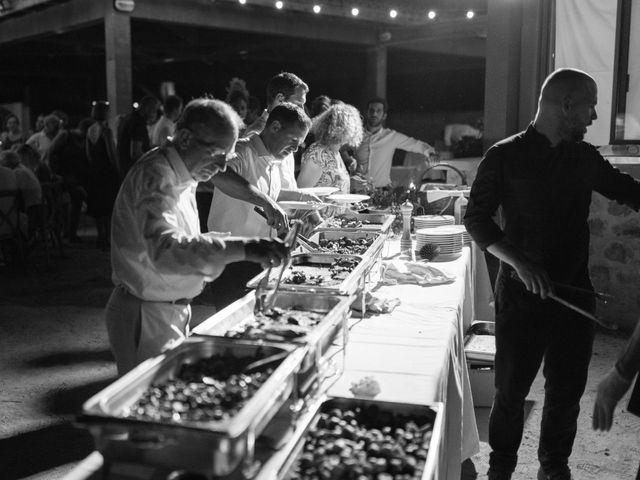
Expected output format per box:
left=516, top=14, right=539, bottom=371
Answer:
left=381, top=259, right=456, bottom=286
left=351, top=291, right=401, bottom=315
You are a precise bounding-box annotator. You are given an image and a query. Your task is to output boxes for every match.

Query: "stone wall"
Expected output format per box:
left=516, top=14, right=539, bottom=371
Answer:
left=589, top=192, right=640, bottom=330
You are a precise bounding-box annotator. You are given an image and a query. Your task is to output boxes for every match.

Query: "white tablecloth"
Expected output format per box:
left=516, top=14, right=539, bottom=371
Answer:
left=328, top=243, right=483, bottom=480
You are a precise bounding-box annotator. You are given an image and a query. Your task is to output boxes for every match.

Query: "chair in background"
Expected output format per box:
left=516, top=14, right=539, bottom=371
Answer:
left=0, top=189, right=26, bottom=265
left=29, top=181, right=65, bottom=265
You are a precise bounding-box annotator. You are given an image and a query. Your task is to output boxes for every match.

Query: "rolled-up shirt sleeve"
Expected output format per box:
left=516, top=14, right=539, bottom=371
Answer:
left=592, top=149, right=640, bottom=211
left=464, top=147, right=505, bottom=250
left=134, top=163, right=245, bottom=278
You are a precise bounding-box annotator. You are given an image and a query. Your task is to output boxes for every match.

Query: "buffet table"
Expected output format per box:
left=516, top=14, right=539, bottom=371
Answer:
left=65, top=240, right=489, bottom=480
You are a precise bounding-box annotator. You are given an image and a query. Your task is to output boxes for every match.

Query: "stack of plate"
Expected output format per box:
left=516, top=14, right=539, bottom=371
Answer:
left=413, top=215, right=454, bottom=230
left=415, top=225, right=465, bottom=261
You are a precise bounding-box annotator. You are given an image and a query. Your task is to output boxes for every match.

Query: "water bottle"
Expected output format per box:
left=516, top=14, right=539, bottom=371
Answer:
left=454, top=193, right=468, bottom=224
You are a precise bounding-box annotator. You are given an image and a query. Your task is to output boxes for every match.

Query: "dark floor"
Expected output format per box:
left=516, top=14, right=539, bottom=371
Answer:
left=1, top=220, right=638, bottom=480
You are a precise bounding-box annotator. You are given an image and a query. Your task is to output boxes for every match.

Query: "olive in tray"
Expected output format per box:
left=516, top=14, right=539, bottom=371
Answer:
left=286, top=402, right=435, bottom=480
left=126, top=351, right=279, bottom=423
left=225, top=307, right=326, bottom=341
left=284, top=257, right=361, bottom=286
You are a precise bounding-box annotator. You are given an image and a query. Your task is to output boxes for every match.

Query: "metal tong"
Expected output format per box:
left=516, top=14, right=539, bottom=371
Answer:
left=254, top=220, right=302, bottom=314
left=509, top=272, right=616, bottom=329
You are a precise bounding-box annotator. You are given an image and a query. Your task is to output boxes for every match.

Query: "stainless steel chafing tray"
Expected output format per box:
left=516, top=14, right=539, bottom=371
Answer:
left=307, top=230, right=386, bottom=259
left=78, top=336, right=307, bottom=477
left=315, top=212, right=395, bottom=234
left=246, top=253, right=371, bottom=296
left=194, top=291, right=353, bottom=381
left=253, top=396, right=444, bottom=480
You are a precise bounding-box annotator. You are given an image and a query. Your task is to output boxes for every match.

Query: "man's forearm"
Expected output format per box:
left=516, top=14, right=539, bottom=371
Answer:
left=212, top=170, right=275, bottom=208
left=486, top=238, right=525, bottom=270
left=616, top=319, right=640, bottom=381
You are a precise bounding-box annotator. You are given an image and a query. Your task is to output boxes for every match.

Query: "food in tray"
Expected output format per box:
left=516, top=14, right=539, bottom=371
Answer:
left=288, top=404, right=433, bottom=480
left=125, top=351, right=280, bottom=423
left=225, top=307, right=326, bottom=341
left=283, top=257, right=360, bottom=286
left=319, top=236, right=374, bottom=255
left=323, top=215, right=373, bottom=229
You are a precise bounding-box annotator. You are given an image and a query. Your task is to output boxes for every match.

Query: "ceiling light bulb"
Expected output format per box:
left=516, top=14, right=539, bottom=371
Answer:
left=351, top=7, right=359, bottom=16
left=466, top=10, right=474, bottom=19
left=427, top=10, right=436, bottom=19
left=275, top=1, right=283, bottom=9
left=313, top=4, right=321, bottom=13
left=389, top=9, right=397, bottom=18
left=238, top=0, right=246, bottom=4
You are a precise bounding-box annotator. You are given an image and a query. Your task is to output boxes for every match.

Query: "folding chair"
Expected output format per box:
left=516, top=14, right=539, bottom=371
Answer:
left=0, top=189, right=26, bottom=265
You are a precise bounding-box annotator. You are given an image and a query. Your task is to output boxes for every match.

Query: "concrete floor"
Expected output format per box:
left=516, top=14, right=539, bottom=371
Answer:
left=1, top=224, right=639, bottom=480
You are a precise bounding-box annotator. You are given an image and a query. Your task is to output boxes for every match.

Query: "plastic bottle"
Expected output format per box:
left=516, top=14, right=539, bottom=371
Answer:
left=454, top=192, right=468, bottom=224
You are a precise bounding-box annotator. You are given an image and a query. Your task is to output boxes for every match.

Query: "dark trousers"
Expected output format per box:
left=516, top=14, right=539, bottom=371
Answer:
left=488, top=273, right=595, bottom=475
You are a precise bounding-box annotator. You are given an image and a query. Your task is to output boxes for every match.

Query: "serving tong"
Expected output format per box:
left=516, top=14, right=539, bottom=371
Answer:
left=254, top=220, right=302, bottom=314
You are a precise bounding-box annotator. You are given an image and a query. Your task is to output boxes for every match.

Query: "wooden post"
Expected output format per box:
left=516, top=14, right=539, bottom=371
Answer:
left=104, top=1, right=132, bottom=128
left=363, top=45, right=387, bottom=105
left=484, top=0, right=554, bottom=147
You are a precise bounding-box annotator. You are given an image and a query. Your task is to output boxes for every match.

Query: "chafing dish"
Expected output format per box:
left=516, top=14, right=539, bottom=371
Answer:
left=194, top=291, right=353, bottom=397
left=307, top=230, right=386, bottom=259
left=315, top=212, right=395, bottom=234
left=254, top=396, right=444, bottom=480
left=246, top=253, right=372, bottom=296
left=78, top=336, right=307, bottom=477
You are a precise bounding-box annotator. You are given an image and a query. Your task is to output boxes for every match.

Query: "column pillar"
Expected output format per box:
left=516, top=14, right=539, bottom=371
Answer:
left=104, top=1, right=132, bottom=127
left=363, top=45, right=387, bottom=104
left=484, top=0, right=554, bottom=147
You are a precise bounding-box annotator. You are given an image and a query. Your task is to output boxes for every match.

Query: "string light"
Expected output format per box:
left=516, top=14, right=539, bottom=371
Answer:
left=351, top=7, right=359, bottom=16
left=466, top=9, right=474, bottom=19
left=427, top=10, right=436, bottom=19
left=313, top=4, right=321, bottom=13
left=389, top=9, right=397, bottom=18
left=275, top=0, right=283, bottom=9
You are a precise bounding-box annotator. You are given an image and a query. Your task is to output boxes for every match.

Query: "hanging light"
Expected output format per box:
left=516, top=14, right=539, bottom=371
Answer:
left=275, top=1, right=283, bottom=9
left=238, top=0, right=246, bottom=4
left=427, top=10, right=436, bottom=20
left=351, top=7, right=359, bottom=16
left=389, top=9, right=397, bottom=18
left=466, top=10, right=475, bottom=19
left=313, top=4, right=321, bottom=13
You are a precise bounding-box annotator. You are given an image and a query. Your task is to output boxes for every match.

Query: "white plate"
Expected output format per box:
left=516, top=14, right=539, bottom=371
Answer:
left=328, top=193, right=370, bottom=204
left=277, top=201, right=331, bottom=211
left=297, top=187, right=339, bottom=197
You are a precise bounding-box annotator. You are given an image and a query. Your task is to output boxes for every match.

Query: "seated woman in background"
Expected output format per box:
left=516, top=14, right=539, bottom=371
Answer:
left=15, top=144, right=53, bottom=183
left=1, top=114, right=28, bottom=151
left=297, top=103, right=363, bottom=194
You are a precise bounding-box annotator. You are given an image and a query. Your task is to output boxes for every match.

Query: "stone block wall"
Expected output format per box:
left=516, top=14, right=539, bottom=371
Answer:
left=589, top=192, right=640, bottom=330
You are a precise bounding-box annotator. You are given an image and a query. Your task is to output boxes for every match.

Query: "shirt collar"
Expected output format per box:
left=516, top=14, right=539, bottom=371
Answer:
left=250, top=133, right=282, bottom=164
left=162, top=142, right=194, bottom=185
left=525, top=123, right=554, bottom=147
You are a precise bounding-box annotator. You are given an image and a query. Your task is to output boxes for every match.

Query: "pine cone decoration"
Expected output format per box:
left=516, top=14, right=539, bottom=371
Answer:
left=418, top=243, right=441, bottom=261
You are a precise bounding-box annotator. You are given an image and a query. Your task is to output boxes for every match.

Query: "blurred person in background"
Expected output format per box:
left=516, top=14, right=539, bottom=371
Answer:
left=26, top=113, right=60, bottom=160
left=117, top=95, right=160, bottom=179
left=225, top=77, right=250, bottom=121
left=354, top=97, right=437, bottom=189
left=86, top=101, right=120, bottom=250
left=16, top=144, right=52, bottom=183
left=0, top=150, right=41, bottom=239
left=33, top=114, right=45, bottom=134
left=245, top=96, right=262, bottom=127
left=48, top=118, right=92, bottom=243
left=151, top=95, right=183, bottom=147
left=298, top=102, right=363, bottom=195
left=1, top=114, right=28, bottom=151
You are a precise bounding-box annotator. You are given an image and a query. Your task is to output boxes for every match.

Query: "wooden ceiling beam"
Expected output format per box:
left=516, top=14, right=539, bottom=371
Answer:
left=131, top=0, right=379, bottom=46
left=0, top=0, right=105, bottom=45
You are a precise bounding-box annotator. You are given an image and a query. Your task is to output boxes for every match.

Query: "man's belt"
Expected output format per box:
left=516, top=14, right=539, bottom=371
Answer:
left=118, top=285, right=192, bottom=305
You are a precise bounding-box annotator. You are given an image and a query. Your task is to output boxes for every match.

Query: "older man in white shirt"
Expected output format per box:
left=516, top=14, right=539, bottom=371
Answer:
left=105, top=98, right=288, bottom=376
left=355, top=97, right=438, bottom=188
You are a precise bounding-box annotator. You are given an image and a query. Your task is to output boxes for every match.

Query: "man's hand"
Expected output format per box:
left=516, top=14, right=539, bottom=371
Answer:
left=262, top=200, right=289, bottom=236
left=513, top=260, right=555, bottom=299
left=244, top=238, right=288, bottom=269
left=298, top=192, right=322, bottom=203
left=593, top=367, right=632, bottom=431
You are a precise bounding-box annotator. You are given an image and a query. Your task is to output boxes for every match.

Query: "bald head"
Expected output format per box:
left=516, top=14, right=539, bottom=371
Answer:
left=539, top=68, right=596, bottom=106
left=534, top=68, right=598, bottom=144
